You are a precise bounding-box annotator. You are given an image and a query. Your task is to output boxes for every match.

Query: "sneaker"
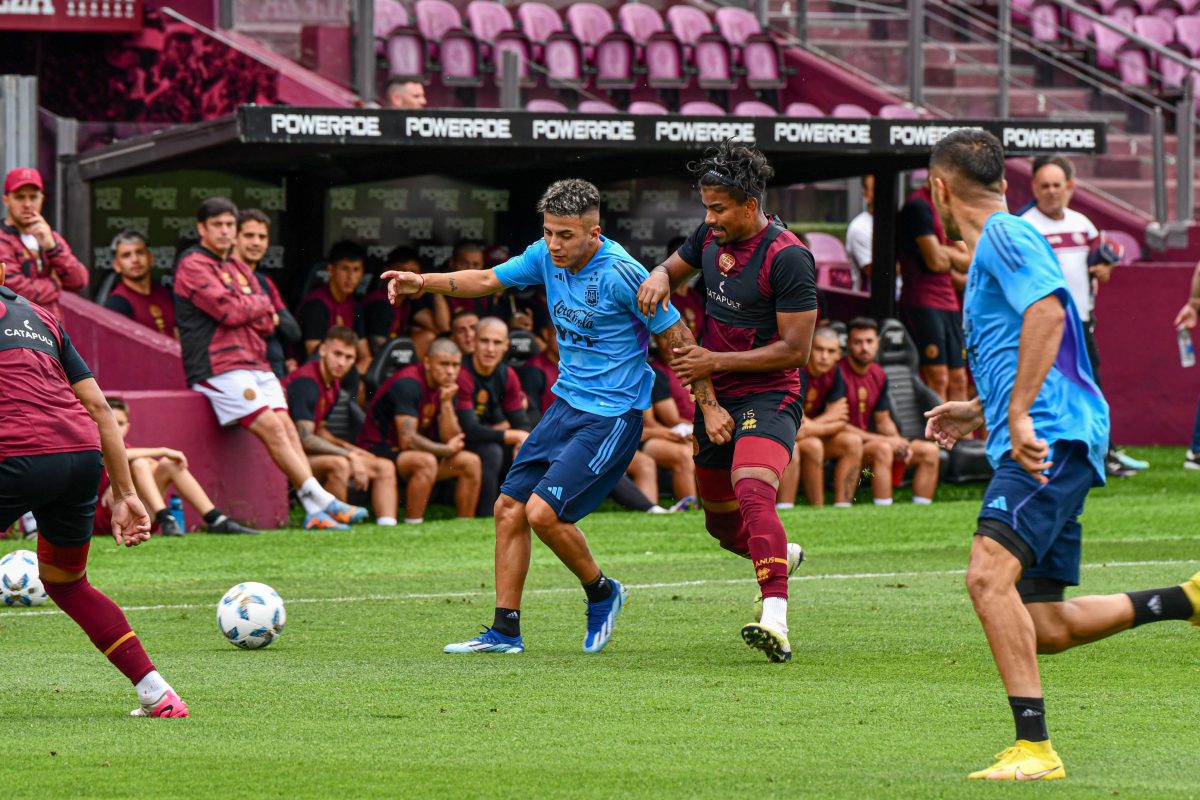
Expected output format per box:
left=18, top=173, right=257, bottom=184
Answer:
left=443, top=627, right=525, bottom=654
left=740, top=622, right=792, bottom=663
left=1185, top=450, right=1200, bottom=471
left=1104, top=454, right=1137, bottom=478
left=1113, top=450, right=1149, bottom=471
left=130, top=689, right=189, bottom=718
left=207, top=515, right=259, bottom=535
left=754, top=542, right=805, bottom=622
left=583, top=578, right=628, bottom=653
left=159, top=516, right=184, bottom=537
left=669, top=495, right=700, bottom=512
left=968, top=740, right=1065, bottom=781
left=324, top=498, right=368, bottom=525
left=304, top=510, right=349, bottom=531
left=1181, top=570, right=1200, bottom=627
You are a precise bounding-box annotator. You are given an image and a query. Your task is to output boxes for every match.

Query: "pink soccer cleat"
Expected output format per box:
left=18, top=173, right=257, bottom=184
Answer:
left=130, top=689, right=189, bottom=718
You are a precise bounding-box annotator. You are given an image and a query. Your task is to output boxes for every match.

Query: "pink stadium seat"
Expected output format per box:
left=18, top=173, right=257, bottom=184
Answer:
left=1092, top=20, right=1129, bottom=70
left=1175, top=15, right=1200, bottom=56
left=415, top=0, right=463, bottom=42
left=1100, top=229, right=1141, bottom=263
left=832, top=102, right=871, bottom=117
left=627, top=100, right=669, bottom=114
left=804, top=232, right=850, bottom=266
left=387, top=32, right=426, bottom=79
left=565, top=3, right=614, bottom=55
left=517, top=3, right=564, bottom=45
left=526, top=98, right=569, bottom=112
left=879, top=103, right=920, bottom=118
left=680, top=100, right=726, bottom=115
left=714, top=7, right=762, bottom=44
left=375, top=0, right=411, bottom=39
left=516, top=4, right=583, bottom=86
left=414, top=0, right=482, bottom=86
left=618, top=4, right=666, bottom=44
left=714, top=6, right=785, bottom=90
left=734, top=100, right=778, bottom=116
left=467, top=1, right=535, bottom=88
left=1029, top=3, right=1060, bottom=41
left=666, top=6, right=735, bottom=90
left=785, top=101, right=824, bottom=116
left=566, top=3, right=636, bottom=88
left=618, top=4, right=686, bottom=89
left=577, top=98, right=618, bottom=112
left=666, top=5, right=713, bottom=46
left=1132, top=15, right=1188, bottom=86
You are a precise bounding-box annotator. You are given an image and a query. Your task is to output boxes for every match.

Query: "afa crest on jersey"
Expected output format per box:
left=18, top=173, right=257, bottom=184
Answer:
left=585, top=284, right=600, bottom=307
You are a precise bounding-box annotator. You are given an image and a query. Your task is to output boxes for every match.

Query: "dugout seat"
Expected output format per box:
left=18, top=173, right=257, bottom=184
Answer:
left=93, top=270, right=121, bottom=306
left=324, top=389, right=366, bottom=443
left=365, top=336, right=418, bottom=396
left=506, top=329, right=537, bottom=366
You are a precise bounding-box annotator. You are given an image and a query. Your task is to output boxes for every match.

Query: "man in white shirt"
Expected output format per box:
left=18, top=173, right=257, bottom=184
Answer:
left=844, top=175, right=873, bottom=292
left=1019, top=155, right=1143, bottom=477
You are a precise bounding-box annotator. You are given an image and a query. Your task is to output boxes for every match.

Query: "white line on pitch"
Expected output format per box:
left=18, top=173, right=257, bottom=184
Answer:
left=1, top=558, right=1194, bottom=620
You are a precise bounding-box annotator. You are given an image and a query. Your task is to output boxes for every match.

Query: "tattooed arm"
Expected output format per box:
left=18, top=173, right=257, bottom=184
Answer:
left=395, top=415, right=458, bottom=457
left=656, top=319, right=733, bottom=445
left=296, top=419, right=352, bottom=457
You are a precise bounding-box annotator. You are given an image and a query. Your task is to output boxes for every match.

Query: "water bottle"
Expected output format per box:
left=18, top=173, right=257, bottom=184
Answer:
left=1179, top=327, right=1196, bottom=369
left=168, top=496, right=186, bottom=533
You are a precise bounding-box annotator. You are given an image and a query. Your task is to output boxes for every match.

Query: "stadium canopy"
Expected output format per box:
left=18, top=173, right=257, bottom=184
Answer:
left=63, top=106, right=1105, bottom=320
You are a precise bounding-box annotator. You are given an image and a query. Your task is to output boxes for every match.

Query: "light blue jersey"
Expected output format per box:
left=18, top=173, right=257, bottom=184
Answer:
left=964, top=212, right=1109, bottom=483
left=494, top=236, right=681, bottom=416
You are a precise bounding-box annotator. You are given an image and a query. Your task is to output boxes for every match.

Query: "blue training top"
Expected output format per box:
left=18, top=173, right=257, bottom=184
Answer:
left=494, top=236, right=681, bottom=417
left=964, top=212, right=1110, bottom=483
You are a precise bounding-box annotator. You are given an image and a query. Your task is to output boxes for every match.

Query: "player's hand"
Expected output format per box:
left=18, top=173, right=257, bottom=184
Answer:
left=504, top=428, right=529, bottom=455
left=827, top=397, right=849, bottom=422
left=25, top=214, right=56, bottom=251
left=381, top=270, right=423, bottom=304
left=438, top=384, right=459, bottom=405
left=670, top=344, right=717, bottom=386
left=510, top=309, right=534, bottom=331
left=1173, top=302, right=1198, bottom=330
left=889, top=436, right=912, bottom=463
left=162, top=448, right=188, bottom=468
left=637, top=270, right=672, bottom=317
left=924, top=399, right=985, bottom=450
left=446, top=433, right=465, bottom=454
left=701, top=402, right=734, bottom=446
left=1088, top=263, right=1113, bottom=283
left=1008, top=412, right=1052, bottom=483
left=347, top=452, right=370, bottom=490
left=110, top=492, right=152, bottom=547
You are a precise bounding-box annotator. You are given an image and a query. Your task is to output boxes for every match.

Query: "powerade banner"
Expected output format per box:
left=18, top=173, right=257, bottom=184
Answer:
left=240, top=108, right=1106, bottom=155
left=0, top=0, right=142, bottom=32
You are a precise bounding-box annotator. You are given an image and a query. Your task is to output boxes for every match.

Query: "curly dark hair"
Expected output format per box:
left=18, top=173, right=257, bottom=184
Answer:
left=687, top=140, right=774, bottom=205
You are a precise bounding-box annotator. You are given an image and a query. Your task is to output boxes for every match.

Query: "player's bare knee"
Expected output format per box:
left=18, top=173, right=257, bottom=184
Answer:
left=526, top=496, right=560, bottom=531
left=331, top=457, right=352, bottom=480
left=130, top=458, right=155, bottom=478
left=1034, top=627, right=1074, bottom=654
left=460, top=450, right=482, bottom=478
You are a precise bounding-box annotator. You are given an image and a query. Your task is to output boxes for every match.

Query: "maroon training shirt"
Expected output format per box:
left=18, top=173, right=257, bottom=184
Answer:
left=837, top=358, right=893, bottom=433
left=0, top=286, right=99, bottom=457
left=517, top=352, right=558, bottom=415
left=897, top=186, right=959, bottom=312
left=802, top=363, right=847, bottom=418
left=105, top=281, right=179, bottom=339
left=300, top=285, right=365, bottom=342
left=357, top=364, right=471, bottom=450
left=282, top=359, right=340, bottom=427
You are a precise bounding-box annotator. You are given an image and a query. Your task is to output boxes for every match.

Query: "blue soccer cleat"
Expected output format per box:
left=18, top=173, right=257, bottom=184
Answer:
left=324, top=498, right=368, bottom=525
left=304, top=510, right=349, bottom=531
left=583, top=578, right=628, bottom=653
left=444, top=627, right=525, bottom=654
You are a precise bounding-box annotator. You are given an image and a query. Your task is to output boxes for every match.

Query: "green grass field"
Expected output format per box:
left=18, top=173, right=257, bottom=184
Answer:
left=2, top=447, right=1197, bottom=799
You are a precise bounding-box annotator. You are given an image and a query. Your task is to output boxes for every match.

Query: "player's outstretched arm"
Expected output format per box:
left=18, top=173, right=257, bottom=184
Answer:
left=383, top=269, right=502, bottom=304
left=924, top=398, right=984, bottom=449
left=72, top=378, right=152, bottom=547
left=671, top=309, right=817, bottom=383
left=638, top=252, right=699, bottom=317
left=656, top=319, right=733, bottom=445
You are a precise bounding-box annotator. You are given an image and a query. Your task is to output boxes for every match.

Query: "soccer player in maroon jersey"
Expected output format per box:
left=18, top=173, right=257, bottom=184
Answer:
left=363, top=246, right=444, bottom=359
left=299, top=240, right=371, bottom=369
left=0, top=262, right=187, bottom=717
left=0, top=168, right=88, bottom=322
left=104, top=230, right=178, bottom=339
left=638, top=141, right=817, bottom=662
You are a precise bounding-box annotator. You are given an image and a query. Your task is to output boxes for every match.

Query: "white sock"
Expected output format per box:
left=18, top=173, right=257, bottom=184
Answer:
left=775, top=502, right=795, bottom=510
left=912, top=496, right=932, bottom=505
left=404, top=517, right=424, bottom=525
left=297, top=477, right=336, bottom=515
left=376, top=516, right=397, bottom=526
left=760, top=597, right=788, bottom=635
left=833, top=502, right=852, bottom=508
left=135, top=670, right=172, bottom=706
left=874, top=497, right=893, bottom=506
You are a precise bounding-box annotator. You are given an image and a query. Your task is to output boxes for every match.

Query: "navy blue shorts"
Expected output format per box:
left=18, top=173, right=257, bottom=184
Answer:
left=500, top=400, right=643, bottom=524
left=977, top=440, right=1096, bottom=587
left=0, top=451, right=102, bottom=547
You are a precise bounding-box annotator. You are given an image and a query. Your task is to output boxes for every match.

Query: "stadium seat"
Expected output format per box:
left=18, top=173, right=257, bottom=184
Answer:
left=680, top=100, right=726, bottom=115
left=805, top=232, right=855, bottom=290
left=324, top=389, right=365, bottom=443
left=387, top=30, right=427, bottom=80
left=526, top=98, right=569, bottom=112
left=832, top=103, right=871, bottom=117
left=1100, top=229, right=1142, bottom=263
left=1145, top=0, right=1185, bottom=20
left=1092, top=20, right=1129, bottom=71
left=714, top=6, right=786, bottom=89
left=1175, top=15, right=1200, bottom=57
left=516, top=3, right=585, bottom=87
left=667, top=5, right=737, bottom=90
left=376, top=0, right=412, bottom=49
left=627, top=100, right=669, bottom=114
left=466, top=1, right=535, bottom=88
left=879, top=103, right=921, bottom=118
left=577, top=98, right=619, bottom=112
left=1132, top=15, right=1186, bottom=86
left=507, top=329, right=537, bottom=366
left=784, top=101, right=824, bottom=116
left=1028, top=3, right=1060, bottom=42
left=365, top=336, right=418, bottom=396
left=733, top=99, right=778, bottom=116
left=414, top=0, right=482, bottom=87
left=92, top=271, right=120, bottom=307
left=566, top=3, right=636, bottom=89
left=617, top=5, right=686, bottom=89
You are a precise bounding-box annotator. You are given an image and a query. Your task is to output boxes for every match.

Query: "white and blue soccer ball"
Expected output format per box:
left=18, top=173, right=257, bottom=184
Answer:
left=0, top=549, right=49, bottom=607
left=217, top=582, right=286, bottom=649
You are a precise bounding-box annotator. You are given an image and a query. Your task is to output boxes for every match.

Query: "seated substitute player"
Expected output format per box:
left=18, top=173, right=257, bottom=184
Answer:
left=637, top=141, right=814, bottom=662
left=356, top=338, right=481, bottom=523
left=839, top=317, right=940, bottom=505
left=233, top=209, right=302, bottom=378
left=299, top=240, right=371, bottom=368
left=778, top=326, right=862, bottom=508
left=384, top=178, right=728, bottom=655
left=283, top=327, right=399, bottom=526
left=457, top=316, right=531, bottom=517
left=96, top=398, right=257, bottom=536
left=0, top=263, right=187, bottom=717
left=174, top=197, right=367, bottom=531
left=924, top=128, right=1200, bottom=782
left=363, top=246, right=445, bottom=359
left=104, top=230, right=178, bottom=339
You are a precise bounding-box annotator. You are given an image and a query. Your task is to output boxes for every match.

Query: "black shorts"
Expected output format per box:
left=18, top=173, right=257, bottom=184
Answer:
left=908, top=307, right=965, bottom=368
left=0, top=451, right=103, bottom=547
left=694, top=392, right=803, bottom=471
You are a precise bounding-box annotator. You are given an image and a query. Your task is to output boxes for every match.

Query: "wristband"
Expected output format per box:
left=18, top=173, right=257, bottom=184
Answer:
left=416, top=273, right=426, bottom=292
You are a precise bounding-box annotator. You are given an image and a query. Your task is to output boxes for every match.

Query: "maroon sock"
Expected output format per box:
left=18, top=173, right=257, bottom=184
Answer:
left=704, top=509, right=750, bottom=556
left=43, top=576, right=155, bottom=684
left=734, top=478, right=789, bottom=600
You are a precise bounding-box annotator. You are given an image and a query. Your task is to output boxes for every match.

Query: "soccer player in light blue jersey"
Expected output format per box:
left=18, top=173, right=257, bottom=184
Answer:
left=923, top=129, right=1200, bottom=782
left=383, top=179, right=734, bottom=655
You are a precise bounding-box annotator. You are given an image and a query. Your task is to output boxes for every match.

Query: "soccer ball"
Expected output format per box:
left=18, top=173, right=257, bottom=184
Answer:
left=216, top=582, right=286, bottom=649
left=0, top=549, right=49, bottom=607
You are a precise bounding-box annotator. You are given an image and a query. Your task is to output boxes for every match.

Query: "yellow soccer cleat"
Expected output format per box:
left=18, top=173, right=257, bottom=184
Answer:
left=740, top=623, right=792, bottom=663
left=968, top=740, right=1065, bottom=781
left=1181, top=571, right=1200, bottom=627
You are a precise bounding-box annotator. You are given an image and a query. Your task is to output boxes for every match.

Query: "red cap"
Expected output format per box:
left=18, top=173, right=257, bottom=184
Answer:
left=4, top=167, right=43, bottom=195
